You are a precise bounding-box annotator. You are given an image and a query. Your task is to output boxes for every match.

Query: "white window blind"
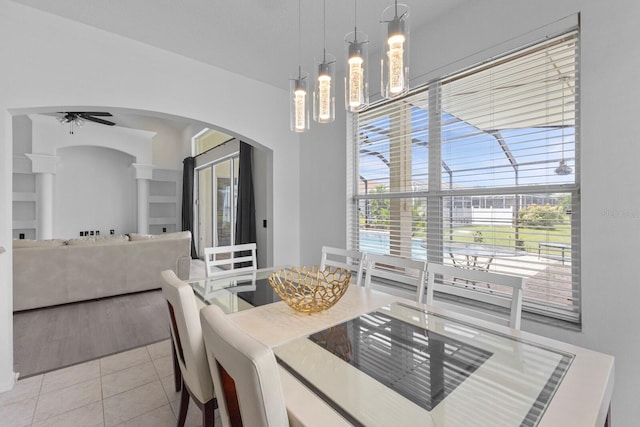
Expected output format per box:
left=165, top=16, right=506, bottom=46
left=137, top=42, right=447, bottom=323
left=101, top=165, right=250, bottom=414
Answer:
left=351, top=30, right=580, bottom=323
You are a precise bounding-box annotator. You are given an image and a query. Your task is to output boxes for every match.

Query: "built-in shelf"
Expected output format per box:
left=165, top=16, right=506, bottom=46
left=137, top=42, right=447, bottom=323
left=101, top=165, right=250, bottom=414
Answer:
left=149, top=217, right=178, bottom=225
left=148, top=169, right=181, bottom=235
left=148, top=196, right=176, bottom=204
left=13, top=192, right=36, bottom=202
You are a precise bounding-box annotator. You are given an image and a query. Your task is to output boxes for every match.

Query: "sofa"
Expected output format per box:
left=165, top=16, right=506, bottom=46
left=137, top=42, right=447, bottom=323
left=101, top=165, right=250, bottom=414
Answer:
left=13, top=231, right=192, bottom=311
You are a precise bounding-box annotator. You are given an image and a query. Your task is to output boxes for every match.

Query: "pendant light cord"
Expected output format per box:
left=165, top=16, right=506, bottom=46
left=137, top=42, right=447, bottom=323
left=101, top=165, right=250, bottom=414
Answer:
left=323, top=0, right=327, bottom=62
left=298, top=0, right=301, bottom=79
left=354, top=0, right=358, bottom=40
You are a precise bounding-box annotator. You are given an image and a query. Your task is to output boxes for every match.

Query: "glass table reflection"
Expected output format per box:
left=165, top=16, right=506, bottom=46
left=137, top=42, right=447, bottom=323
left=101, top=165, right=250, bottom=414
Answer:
left=187, top=267, right=282, bottom=313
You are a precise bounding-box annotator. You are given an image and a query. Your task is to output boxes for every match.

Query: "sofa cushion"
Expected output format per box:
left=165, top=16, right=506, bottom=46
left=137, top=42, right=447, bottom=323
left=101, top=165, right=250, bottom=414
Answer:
left=13, top=239, right=66, bottom=249
left=95, top=234, right=130, bottom=244
left=66, top=237, right=97, bottom=246
left=130, top=231, right=190, bottom=241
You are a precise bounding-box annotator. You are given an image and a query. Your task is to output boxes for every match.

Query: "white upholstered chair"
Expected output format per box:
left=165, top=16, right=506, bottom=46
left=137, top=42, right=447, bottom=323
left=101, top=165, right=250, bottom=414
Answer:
left=161, top=270, right=217, bottom=427
left=200, top=304, right=289, bottom=427
left=204, top=243, right=257, bottom=278
left=363, top=253, right=427, bottom=302
left=319, top=246, right=365, bottom=287
left=425, top=263, right=524, bottom=329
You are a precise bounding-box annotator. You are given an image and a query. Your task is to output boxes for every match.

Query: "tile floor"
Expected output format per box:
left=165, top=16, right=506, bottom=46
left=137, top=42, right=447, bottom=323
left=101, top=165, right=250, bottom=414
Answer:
left=0, top=339, right=220, bottom=427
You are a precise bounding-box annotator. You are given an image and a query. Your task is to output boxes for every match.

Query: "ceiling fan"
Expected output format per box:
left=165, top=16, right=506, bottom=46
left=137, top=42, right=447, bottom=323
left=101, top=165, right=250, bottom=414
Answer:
left=57, top=111, right=115, bottom=134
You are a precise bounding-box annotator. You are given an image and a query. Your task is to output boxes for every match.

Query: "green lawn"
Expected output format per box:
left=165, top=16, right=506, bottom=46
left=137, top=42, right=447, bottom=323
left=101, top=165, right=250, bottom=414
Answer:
left=444, top=222, right=571, bottom=256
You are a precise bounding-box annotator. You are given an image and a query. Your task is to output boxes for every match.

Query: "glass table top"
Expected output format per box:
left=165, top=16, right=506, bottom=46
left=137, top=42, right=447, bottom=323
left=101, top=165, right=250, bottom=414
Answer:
left=187, top=268, right=282, bottom=312
left=274, top=302, right=574, bottom=427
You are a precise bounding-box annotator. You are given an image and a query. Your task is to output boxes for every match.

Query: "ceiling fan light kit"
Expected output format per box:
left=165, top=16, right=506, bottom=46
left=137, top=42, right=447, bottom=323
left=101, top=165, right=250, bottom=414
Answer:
left=57, top=112, right=115, bottom=134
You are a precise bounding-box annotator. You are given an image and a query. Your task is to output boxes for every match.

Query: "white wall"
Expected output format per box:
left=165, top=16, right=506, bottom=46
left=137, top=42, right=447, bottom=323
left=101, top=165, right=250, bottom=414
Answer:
left=299, top=0, right=640, bottom=424
left=55, top=146, right=136, bottom=238
left=0, top=0, right=299, bottom=394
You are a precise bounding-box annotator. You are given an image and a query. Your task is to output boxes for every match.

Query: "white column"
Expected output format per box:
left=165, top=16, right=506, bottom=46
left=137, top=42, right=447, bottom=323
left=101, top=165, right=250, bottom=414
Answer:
left=26, top=154, right=59, bottom=240
left=132, top=164, right=154, bottom=235
left=37, top=173, right=54, bottom=239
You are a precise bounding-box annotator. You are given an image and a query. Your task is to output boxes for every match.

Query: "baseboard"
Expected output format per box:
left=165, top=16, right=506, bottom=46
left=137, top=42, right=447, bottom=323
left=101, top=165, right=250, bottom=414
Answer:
left=0, top=370, right=19, bottom=393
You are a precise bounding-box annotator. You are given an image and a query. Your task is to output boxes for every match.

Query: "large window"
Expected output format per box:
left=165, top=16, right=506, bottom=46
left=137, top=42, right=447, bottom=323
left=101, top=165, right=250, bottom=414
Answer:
left=350, top=31, right=580, bottom=323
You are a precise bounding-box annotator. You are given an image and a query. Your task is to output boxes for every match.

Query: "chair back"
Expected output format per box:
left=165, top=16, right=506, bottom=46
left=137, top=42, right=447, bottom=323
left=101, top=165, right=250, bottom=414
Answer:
left=160, top=270, right=214, bottom=403
left=204, top=243, right=257, bottom=278
left=320, top=246, right=365, bottom=286
left=200, top=305, right=289, bottom=427
left=363, top=253, right=427, bottom=301
left=425, top=263, right=524, bottom=329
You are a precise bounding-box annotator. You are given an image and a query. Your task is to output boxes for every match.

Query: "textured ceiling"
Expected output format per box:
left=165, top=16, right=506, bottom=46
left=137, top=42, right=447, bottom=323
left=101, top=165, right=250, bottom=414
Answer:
left=11, top=0, right=464, bottom=91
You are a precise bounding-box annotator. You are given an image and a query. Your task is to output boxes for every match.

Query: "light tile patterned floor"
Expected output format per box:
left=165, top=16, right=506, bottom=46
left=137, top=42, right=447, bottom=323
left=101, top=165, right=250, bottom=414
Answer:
left=0, top=340, right=220, bottom=427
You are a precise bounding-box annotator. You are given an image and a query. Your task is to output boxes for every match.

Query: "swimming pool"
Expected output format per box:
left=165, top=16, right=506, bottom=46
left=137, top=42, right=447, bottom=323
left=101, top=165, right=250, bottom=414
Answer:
left=358, top=230, right=427, bottom=261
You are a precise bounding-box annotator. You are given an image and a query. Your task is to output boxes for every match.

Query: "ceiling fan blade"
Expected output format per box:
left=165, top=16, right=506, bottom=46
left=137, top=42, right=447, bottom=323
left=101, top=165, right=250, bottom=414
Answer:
left=83, top=116, right=115, bottom=126
left=77, top=112, right=113, bottom=117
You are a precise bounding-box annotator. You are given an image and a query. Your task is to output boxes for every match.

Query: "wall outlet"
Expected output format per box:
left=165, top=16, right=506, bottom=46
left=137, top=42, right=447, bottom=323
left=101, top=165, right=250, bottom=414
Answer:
left=80, top=231, right=84, bottom=236
left=263, top=219, right=267, bottom=228
left=110, top=229, right=115, bottom=235
left=90, top=231, right=94, bottom=236
left=19, top=233, right=25, bottom=239
left=84, top=231, right=89, bottom=236
left=162, top=227, right=167, bottom=233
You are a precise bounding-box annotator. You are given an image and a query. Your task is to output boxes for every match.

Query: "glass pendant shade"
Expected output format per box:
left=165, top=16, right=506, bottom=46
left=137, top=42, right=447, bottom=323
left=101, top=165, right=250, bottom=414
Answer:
left=313, top=54, right=336, bottom=123
left=381, top=3, right=409, bottom=99
left=290, top=73, right=310, bottom=132
left=344, top=31, right=369, bottom=112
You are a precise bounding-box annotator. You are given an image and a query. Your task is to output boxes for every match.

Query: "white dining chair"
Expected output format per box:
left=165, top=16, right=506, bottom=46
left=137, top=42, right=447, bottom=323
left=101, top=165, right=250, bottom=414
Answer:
left=161, top=270, right=217, bottom=427
left=363, top=253, right=427, bottom=302
left=319, top=246, right=366, bottom=287
left=200, top=304, right=290, bottom=427
left=425, top=263, right=524, bottom=329
left=204, top=243, right=257, bottom=278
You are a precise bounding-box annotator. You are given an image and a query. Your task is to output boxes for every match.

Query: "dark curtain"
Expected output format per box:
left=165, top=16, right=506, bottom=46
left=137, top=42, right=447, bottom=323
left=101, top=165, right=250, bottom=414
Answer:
left=235, top=142, right=257, bottom=267
left=181, top=156, right=198, bottom=259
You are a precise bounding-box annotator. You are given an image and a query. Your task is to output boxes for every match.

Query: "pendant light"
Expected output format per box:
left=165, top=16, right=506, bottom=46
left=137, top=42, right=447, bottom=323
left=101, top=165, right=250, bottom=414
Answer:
left=290, top=0, right=310, bottom=132
left=381, top=1, right=409, bottom=99
left=344, top=0, right=369, bottom=112
left=555, top=77, right=573, bottom=175
left=313, top=0, right=335, bottom=123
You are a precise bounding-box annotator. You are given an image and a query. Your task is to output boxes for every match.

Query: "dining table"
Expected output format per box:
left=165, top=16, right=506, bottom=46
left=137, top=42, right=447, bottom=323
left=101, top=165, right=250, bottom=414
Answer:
left=186, top=266, right=614, bottom=427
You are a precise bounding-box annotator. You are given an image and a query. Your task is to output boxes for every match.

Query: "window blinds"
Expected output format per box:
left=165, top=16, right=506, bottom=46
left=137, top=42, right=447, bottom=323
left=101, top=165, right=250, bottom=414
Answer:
left=351, top=30, right=580, bottom=322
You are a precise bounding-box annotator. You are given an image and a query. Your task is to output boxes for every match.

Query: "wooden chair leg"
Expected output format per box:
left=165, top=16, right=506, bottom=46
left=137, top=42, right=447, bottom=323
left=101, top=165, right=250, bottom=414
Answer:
left=177, top=385, right=190, bottom=427
left=203, top=398, right=217, bottom=427
left=172, top=343, right=182, bottom=392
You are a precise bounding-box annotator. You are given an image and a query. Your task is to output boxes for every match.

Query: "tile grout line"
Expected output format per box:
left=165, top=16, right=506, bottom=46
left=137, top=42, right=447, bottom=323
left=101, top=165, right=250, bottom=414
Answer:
left=28, top=374, right=44, bottom=426
left=100, top=358, right=106, bottom=427
left=107, top=345, right=170, bottom=427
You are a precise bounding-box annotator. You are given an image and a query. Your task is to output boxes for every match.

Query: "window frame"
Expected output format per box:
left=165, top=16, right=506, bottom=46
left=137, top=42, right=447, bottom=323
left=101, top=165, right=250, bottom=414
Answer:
left=349, top=29, right=581, bottom=324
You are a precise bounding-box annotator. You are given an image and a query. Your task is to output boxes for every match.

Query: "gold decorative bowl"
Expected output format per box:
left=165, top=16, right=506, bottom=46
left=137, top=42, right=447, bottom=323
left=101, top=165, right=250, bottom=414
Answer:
left=268, top=266, right=352, bottom=314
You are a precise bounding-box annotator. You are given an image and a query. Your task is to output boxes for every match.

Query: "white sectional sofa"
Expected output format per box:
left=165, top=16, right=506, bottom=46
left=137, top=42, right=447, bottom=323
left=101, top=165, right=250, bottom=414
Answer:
left=13, top=231, right=192, bottom=311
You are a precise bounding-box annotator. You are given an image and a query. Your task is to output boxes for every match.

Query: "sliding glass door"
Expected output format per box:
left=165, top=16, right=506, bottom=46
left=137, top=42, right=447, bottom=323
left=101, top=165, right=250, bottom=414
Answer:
left=196, top=156, right=239, bottom=257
